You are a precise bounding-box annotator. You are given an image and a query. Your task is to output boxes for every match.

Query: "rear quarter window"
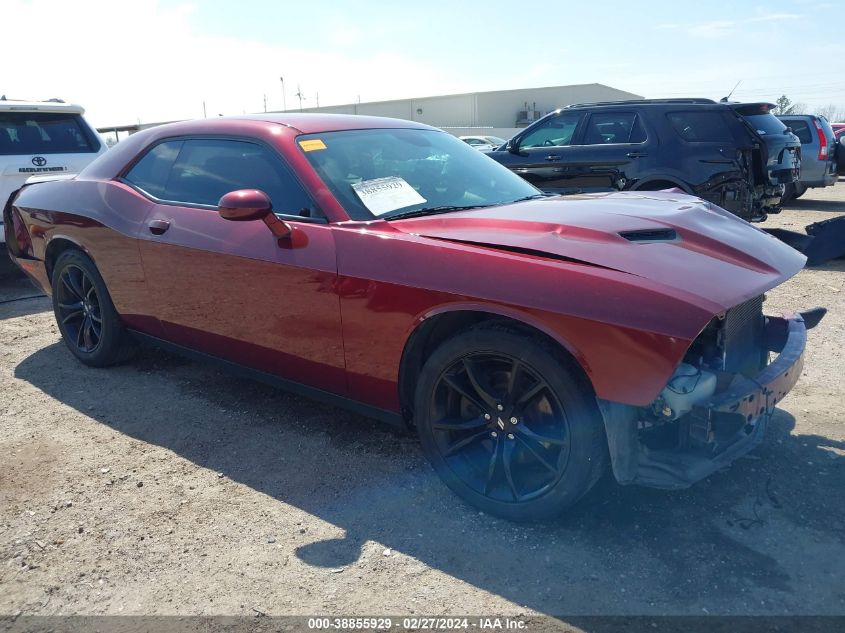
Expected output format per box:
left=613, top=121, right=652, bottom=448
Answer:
left=666, top=111, right=735, bottom=143
left=0, top=112, right=98, bottom=155
left=123, top=140, right=183, bottom=198
left=743, top=113, right=788, bottom=136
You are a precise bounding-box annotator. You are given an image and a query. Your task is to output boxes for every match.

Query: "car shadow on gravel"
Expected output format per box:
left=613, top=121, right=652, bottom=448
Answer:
left=0, top=275, right=48, bottom=320
left=782, top=198, right=845, bottom=213
left=14, top=342, right=845, bottom=616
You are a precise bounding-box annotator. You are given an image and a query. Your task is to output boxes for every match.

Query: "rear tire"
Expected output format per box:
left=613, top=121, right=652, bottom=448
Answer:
left=51, top=249, right=136, bottom=367
left=414, top=323, right=606, bottom=522
left=783, top=183, right=807, bottom=201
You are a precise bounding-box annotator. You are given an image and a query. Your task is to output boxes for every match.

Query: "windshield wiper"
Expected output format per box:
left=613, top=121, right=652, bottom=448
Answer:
left=383, top=205, right=490, bottom=221
left=383, top=195, right=549, bottom=221
left=509, top=193, right=554, bottom=202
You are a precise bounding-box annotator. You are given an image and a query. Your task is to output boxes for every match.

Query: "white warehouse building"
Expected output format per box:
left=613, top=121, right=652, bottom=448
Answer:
left=290, top=83, right=643, bottom=138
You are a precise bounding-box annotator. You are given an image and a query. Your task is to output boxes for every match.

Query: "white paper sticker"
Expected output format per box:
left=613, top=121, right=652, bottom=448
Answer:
left=351, top=177, right=426, bottom=216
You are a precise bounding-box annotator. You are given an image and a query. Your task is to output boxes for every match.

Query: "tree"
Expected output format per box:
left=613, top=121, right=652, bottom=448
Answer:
left=771, top=95, right=845, bottom=120
left=815, top=104, right=845, bottom=122
left=774, top=95, right=797, bottom=115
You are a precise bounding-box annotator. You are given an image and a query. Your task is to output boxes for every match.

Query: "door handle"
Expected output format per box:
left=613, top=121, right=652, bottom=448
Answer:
left=545, top=155, right=561, bottom=161
left=626, top=152, right=648, bottom=158
left=148, top=219, right=171, bottom=235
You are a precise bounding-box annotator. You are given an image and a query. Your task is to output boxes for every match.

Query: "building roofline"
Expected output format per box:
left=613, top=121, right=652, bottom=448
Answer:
left=281, top=83, right=643, bottom=113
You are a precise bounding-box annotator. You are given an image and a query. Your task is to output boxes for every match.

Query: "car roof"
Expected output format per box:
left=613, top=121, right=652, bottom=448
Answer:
left=0, top=100, right=85, bottom=114
left=229, top=113, right=437, bottom=134
left=563, top=98, right=716, bottom=109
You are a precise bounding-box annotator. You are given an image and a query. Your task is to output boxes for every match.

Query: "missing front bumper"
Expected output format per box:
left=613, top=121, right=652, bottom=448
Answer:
left=601, top=309, right=824, bottom=490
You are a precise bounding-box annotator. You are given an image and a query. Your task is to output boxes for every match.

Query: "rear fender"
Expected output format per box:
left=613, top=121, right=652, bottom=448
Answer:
left=3, top=187, right=28, bottom=256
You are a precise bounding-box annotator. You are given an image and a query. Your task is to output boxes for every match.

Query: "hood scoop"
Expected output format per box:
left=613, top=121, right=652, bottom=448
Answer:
left=619, top=228, right=678, bottom=243
left=420, top=235, right=628, bottom=274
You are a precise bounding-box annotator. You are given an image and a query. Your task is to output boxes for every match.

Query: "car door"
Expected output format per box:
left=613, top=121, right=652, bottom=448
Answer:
left=125, top=137, right=347, bottom=394
left=563, top=111, right=648, bottom=191
left=489, top=112, right=584, bottom=193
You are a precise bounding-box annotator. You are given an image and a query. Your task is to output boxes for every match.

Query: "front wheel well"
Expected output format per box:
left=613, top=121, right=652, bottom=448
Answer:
left=633, top=179, right=689, bottom=192
left=398, top=310, right=592, bottom=424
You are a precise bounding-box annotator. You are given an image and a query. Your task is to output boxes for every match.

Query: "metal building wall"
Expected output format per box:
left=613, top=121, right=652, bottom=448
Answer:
left=293, top=83, right=642, bottom=128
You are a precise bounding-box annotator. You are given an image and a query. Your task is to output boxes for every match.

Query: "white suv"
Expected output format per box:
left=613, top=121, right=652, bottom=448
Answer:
left=1, top=99, right=107, bottom=258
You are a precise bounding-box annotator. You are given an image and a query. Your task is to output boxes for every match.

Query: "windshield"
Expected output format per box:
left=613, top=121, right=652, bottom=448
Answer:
left=298, top=128, right=540, bottom=220
left=743, top=113, right=788, bottom=136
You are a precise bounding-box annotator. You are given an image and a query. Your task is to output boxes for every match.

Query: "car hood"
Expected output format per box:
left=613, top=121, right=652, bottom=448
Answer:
left=391, top=191, right=806, bottom=314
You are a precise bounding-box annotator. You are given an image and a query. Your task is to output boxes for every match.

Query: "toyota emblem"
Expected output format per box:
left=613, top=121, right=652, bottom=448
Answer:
left=32, top=156, right=47, bottom=167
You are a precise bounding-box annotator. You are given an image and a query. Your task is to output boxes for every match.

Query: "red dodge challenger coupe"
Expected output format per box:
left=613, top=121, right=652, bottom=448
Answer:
left=3, top=114, right=824, bottom=521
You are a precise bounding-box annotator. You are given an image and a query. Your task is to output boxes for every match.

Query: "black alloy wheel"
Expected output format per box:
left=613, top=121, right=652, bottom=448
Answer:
left=415, top=324, right=606, bottom=522
left=430, top=352, right=571, bottom=503
left=51, top=249, right=135, bottom=367
left=56, top=263, right=102, bottom=353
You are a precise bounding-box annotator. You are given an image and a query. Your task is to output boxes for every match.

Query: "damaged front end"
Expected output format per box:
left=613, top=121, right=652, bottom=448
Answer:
left=601, top=297, right=825, bottom=489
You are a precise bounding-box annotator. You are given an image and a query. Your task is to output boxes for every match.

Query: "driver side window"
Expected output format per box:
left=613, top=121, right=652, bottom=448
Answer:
left=519, top=113, right=583, bottom=148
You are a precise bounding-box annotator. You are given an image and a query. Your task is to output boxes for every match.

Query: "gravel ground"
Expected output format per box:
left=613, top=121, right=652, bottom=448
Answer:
left=0, top=184, right=843, bottom=619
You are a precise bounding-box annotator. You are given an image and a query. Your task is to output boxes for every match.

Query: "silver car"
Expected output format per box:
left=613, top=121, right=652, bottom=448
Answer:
left=778, top=114, right=838, bottom=199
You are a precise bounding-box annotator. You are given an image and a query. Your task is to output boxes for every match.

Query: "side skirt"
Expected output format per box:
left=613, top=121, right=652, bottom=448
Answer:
left=128, top=330, right=406, bottom=429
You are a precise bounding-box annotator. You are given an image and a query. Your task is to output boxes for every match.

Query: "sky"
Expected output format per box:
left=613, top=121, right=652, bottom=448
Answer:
left=2, top=0, right=843, bottom=128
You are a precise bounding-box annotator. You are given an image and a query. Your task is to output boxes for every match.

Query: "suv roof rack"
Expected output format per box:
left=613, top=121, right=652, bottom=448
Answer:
left=562, top=98, right=716, bottom=109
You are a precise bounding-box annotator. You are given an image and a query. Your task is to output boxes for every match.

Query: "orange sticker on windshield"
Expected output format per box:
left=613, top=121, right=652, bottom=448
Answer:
left=299, top=139, right=327, bottom=152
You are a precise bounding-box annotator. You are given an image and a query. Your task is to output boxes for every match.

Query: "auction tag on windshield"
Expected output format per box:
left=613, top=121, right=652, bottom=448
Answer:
left=299, top=139, right=327, bottom=152
left=351, top=177, right=426, bottom=216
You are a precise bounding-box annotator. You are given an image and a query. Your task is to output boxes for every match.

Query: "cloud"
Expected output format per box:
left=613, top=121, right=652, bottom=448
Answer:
left=0, top=0, right=462, bottom=127
left=657, top=12, right=800, bottom=38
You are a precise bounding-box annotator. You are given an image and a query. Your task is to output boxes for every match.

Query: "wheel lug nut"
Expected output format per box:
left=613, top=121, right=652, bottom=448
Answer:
left=510, top=417, right=518, bottom=424
left=497, top=404, right=504, bottom=411
left=484, top=413, right=491, bottom=420
left=507, top=433, right=514, bottom=440
left=491, top=431, right=498, bottom=438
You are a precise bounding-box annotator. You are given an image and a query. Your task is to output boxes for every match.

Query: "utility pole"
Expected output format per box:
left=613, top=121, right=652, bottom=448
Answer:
left=316, top=92, right=319, bottom=108
left=295, top=84, right=305, bottom=111
left=263, top=94, right=267, bottom=113
left=202, top=101, right=207, bottom=118
left=280, top=76, right=287, bottom=111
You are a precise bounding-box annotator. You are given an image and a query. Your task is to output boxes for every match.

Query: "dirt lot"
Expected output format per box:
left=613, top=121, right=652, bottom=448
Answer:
left=1, top=185, right=843, bottom=619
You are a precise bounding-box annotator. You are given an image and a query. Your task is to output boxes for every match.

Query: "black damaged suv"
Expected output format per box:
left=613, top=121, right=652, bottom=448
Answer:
left=488, top=98, right=801, bottom=222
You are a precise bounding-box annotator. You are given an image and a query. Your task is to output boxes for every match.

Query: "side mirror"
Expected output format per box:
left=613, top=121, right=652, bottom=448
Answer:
left=218, top=189, right=273, bottom=221
left=218, top=189, right=291, bottom=238
left=506, top=137, right=521, bottom=154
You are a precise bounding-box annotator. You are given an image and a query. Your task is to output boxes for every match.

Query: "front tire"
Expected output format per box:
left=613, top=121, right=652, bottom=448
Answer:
left=51, top=249, right=135, bottom=367
left=414, top=324, right=606, bottom=522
